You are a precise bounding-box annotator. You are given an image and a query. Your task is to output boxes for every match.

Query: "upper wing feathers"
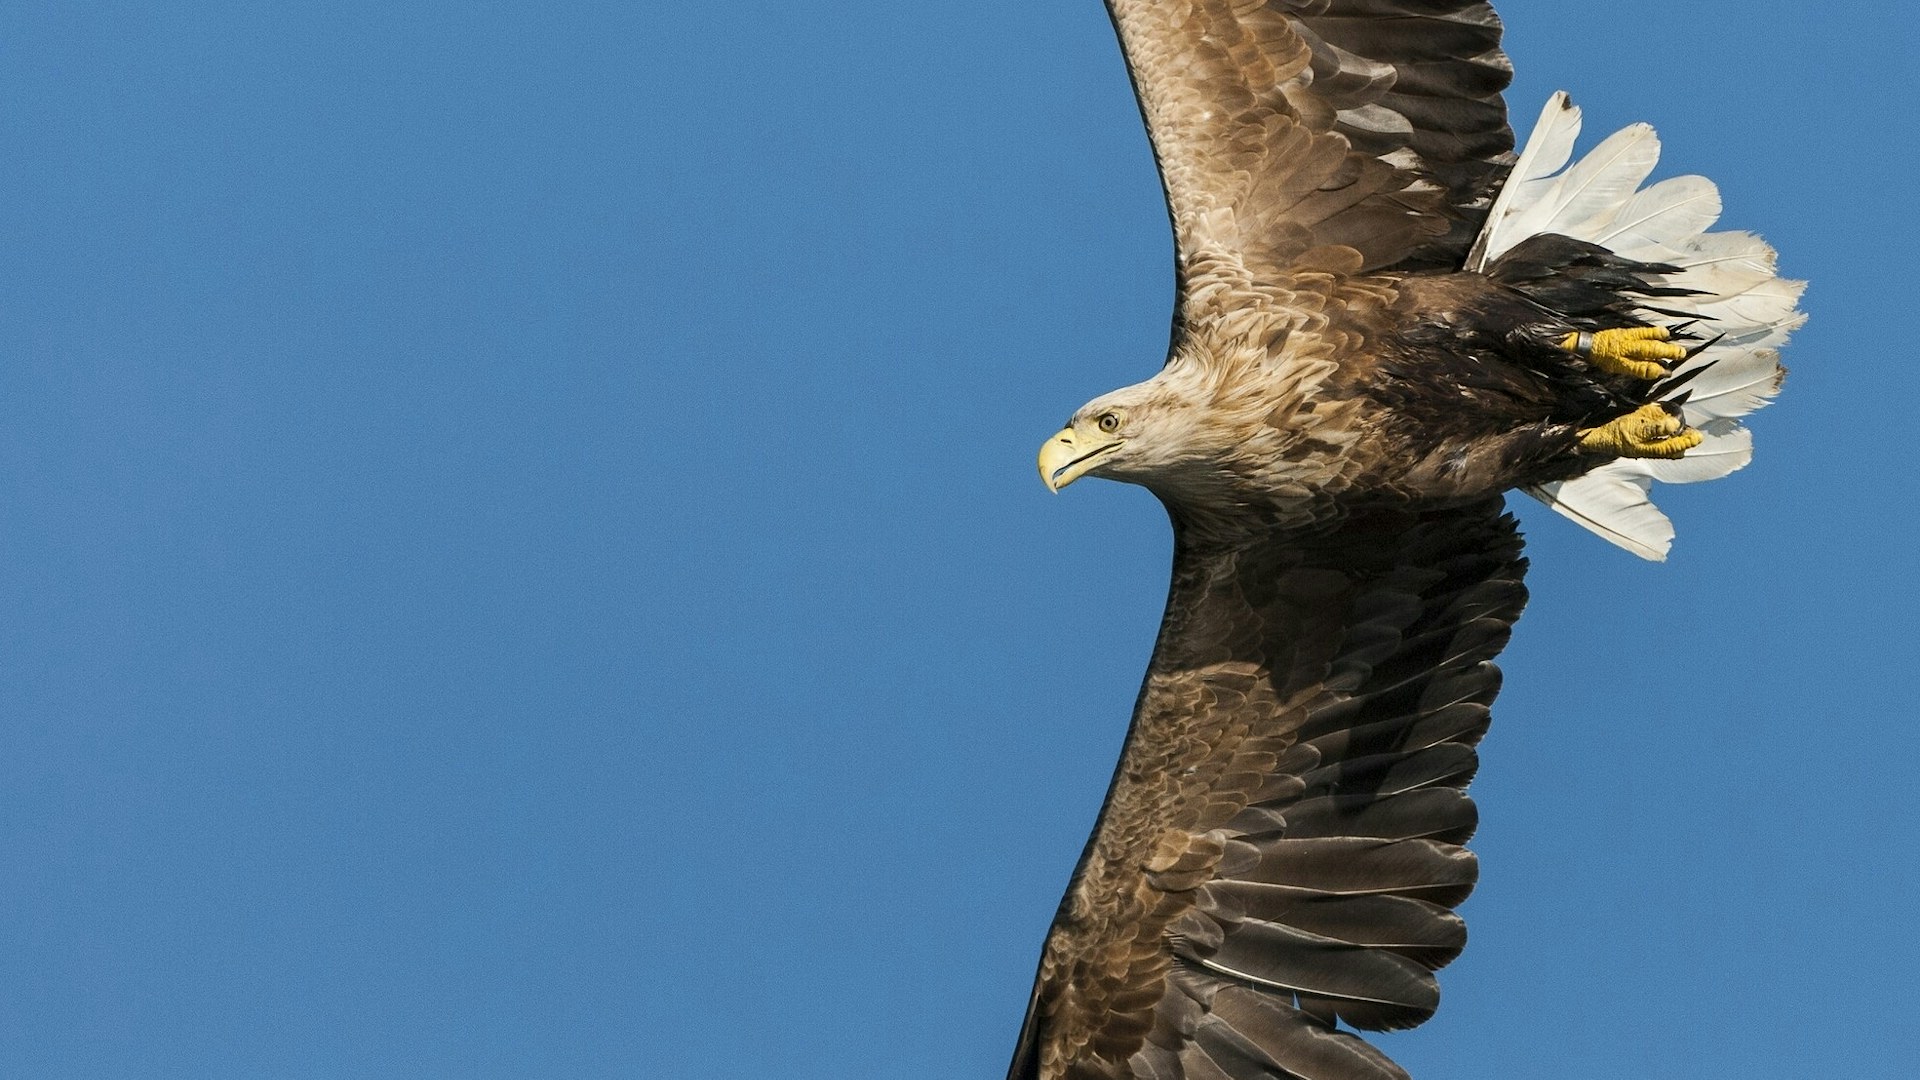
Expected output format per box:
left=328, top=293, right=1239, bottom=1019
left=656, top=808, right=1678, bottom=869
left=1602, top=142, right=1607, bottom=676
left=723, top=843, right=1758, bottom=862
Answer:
left=1009, top=501, right=1527, bottom=1080
left=1104, top=0, right=1514, bottom=316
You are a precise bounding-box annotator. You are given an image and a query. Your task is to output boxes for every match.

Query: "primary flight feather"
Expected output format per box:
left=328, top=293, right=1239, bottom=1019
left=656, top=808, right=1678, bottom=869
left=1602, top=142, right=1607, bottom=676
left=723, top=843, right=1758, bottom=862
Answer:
left=1012, top=2, right=1803, bottom=1078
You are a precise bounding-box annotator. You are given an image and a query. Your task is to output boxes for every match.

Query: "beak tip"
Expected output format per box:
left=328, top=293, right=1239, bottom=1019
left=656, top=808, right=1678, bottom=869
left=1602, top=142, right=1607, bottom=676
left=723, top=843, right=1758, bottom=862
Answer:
left=1037, top=426, right=1117, bottom=494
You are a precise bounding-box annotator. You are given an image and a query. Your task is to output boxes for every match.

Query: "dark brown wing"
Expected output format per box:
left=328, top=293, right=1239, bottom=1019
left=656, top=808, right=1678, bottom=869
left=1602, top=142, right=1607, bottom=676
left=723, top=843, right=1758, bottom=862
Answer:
left=1010, top=500, right=1527, bottom=1080
left=1105, top=0, right=1515, bottom=316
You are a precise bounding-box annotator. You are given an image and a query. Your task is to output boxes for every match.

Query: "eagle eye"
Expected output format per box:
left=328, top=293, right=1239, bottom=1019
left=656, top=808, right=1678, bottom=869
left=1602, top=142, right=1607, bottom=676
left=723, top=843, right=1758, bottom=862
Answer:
left=1097, top=412, right=1122, bottom=434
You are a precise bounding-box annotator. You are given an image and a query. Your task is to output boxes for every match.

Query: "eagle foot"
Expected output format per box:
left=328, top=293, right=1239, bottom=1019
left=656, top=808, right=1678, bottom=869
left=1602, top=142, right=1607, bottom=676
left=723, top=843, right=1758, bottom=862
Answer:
left=1577, top=402, right=1702, bottom=459
left=1561, top=326, right=1688, bottom=380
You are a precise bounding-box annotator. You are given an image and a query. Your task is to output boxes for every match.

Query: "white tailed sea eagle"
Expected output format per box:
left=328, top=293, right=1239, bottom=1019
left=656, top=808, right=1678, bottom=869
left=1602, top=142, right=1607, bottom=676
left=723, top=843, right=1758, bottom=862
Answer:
left=1011, top=2, right=1803, bottom=1078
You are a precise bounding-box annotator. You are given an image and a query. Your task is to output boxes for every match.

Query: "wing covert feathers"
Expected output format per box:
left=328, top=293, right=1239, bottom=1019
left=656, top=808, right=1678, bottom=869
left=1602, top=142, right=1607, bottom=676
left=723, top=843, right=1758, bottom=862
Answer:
left=1010, top=502, right=1526, bottom=1080
left=1474, top=94, right=1805, bottom=559
left=1103, top=0, right=1514, bottom=315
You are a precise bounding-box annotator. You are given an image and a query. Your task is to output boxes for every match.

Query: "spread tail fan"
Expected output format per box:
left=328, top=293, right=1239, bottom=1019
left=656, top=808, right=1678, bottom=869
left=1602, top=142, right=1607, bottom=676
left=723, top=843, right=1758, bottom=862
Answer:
left=1473, top=93, right=1805, bottom=560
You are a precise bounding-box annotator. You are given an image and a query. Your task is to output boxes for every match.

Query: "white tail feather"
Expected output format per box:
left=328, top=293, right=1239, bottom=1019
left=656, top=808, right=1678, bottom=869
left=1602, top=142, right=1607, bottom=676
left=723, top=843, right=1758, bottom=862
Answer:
left=1672, top=231, right=1779, bottom=275
left=1480, top=94, right=1805, bottom=559
left=1527, top=471, right=1673, bottom=561
left=1491, top=125, right=1661, bottom=263
left=1594, top=176, right=1722, bottom=256
left=1467, top=93, right=1581, bottom=271
left=1665, top=348, right=1787, bottom=424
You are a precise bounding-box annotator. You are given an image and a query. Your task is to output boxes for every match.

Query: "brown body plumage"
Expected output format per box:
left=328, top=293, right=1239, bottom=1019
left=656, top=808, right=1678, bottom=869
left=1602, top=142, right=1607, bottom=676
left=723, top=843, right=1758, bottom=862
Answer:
left=1054, top=261, right=1659, bottom=537
left=1010, top=1, right=1796, bottom=1079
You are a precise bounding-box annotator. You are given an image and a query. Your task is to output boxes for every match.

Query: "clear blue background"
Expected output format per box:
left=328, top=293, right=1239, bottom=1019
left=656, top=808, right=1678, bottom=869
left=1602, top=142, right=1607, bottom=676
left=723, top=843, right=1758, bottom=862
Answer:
left=3, top=3, right=1912, bottom=1077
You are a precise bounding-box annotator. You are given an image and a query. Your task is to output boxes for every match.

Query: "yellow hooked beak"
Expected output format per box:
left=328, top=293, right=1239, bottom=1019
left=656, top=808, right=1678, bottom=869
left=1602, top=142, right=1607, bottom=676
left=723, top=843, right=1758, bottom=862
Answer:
left=1038, top=427, right=1122, bottom=492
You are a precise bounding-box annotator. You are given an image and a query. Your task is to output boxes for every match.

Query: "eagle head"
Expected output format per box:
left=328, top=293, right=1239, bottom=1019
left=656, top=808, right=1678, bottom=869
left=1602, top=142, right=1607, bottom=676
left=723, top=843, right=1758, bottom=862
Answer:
left=1037, top=365, right=1226, bottom=495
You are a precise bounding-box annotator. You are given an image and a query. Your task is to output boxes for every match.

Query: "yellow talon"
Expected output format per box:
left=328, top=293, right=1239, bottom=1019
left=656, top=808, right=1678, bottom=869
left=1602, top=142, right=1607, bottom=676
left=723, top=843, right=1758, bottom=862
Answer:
left=1561, top=326, right=1688, bottom=380
left=1577, top=403, right=1703, bottom=459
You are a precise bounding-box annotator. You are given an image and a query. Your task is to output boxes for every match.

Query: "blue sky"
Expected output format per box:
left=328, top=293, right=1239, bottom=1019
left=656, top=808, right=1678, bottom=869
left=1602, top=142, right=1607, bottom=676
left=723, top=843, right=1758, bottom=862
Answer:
left=3, top=3, right=1915, bottom=1078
